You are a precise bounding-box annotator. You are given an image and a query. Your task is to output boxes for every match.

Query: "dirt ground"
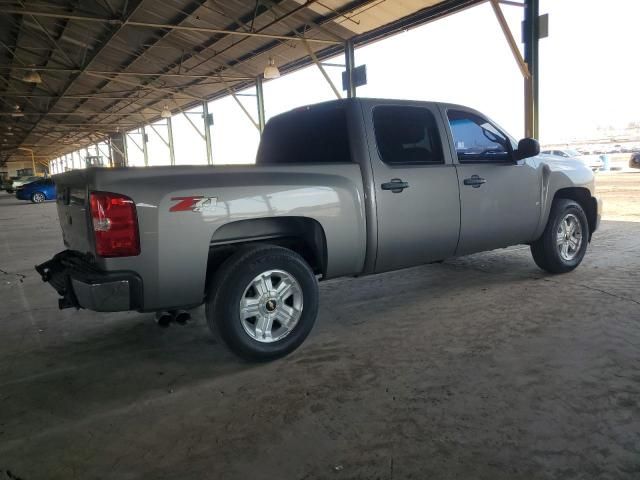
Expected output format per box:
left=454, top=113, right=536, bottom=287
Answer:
left=594, top=171, right=640, bottom=221
left=0, top=172, right=639, bottom=479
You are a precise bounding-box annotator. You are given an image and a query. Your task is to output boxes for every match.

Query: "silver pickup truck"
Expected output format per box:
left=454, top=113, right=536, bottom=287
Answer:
left=37, top=98, right=601, bottom=360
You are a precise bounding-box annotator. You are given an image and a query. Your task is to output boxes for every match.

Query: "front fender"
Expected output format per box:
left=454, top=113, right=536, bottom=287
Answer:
left=533, top=158, right=597, bottom=240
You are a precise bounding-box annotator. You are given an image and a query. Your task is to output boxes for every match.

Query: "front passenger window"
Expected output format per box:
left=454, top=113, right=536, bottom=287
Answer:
left=447, top=110, right=511, bottom=163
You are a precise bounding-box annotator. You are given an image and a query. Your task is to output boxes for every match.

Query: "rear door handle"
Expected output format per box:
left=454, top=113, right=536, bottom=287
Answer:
left=463, top=175, right=487, bottom=188
left=381, top=178, right=409, bottom=193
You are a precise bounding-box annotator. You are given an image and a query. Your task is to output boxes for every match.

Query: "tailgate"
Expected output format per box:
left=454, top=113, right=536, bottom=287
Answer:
left=53, top=170, right=94, bottom=254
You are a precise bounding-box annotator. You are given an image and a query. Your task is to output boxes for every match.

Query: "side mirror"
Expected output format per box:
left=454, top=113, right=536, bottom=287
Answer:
left=514, top=138, right=540, bottom=160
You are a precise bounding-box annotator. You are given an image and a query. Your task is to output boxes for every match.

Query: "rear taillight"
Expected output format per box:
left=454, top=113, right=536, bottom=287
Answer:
left=90, top=192, right=140, bottom=257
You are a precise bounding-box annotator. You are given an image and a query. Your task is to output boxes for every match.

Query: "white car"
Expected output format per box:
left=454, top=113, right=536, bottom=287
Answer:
left=541, top=149, right=603, bottom=172
left=6, top=176, right=42, bottom=193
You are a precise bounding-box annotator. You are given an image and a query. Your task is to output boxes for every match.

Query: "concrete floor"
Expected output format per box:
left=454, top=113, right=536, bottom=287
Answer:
left=1, top=173, right=639, bottom=480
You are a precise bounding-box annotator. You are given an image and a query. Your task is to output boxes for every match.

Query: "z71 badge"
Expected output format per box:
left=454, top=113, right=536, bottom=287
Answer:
left=170, top=196, right=218, bottom=212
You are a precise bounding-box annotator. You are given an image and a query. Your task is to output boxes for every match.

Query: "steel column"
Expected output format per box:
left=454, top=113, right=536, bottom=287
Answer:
left=523, top=0, right=539, bottom=139
left=109, top=133, right=128, bottom=167
left=107, top=137, right=113, bottom=167
left=167, top=117, right=176, bottom=166
left=96, top=142, right=111, bottom=166
left=203, top=101, right=213, bottom=165
left=141, top=125, right=149, bottom=166
left=122, top=131, right=129, bottom=166
left=256, top=76, right=266, bottom=134
left=344, top=40, right=356, bottom=98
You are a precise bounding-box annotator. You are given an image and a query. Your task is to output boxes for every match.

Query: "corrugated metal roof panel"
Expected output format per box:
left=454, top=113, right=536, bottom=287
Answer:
left=0, top=0, right=484, bottom=162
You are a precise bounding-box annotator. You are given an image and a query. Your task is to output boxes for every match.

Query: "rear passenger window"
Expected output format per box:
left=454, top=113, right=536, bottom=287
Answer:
left=257, top=105, right=351, bottom=164
left=373, top=106, right=444, bottom=165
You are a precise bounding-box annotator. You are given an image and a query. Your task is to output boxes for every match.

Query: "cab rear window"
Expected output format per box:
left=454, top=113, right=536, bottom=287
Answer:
left=256, top=105, right=351, bottom=164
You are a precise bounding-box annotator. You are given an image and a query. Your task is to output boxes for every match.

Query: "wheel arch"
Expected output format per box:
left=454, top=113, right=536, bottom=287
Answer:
left=552, top=187, right=598, bottom=240
left=205, top=216, right=327, bottom=292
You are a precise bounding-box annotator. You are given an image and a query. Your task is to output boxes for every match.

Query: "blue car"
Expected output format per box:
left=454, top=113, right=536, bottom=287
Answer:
left=16, top=178, right=56, bottom=203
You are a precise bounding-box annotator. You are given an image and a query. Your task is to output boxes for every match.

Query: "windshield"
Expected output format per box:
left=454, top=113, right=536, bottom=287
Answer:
left=565, top=149, right=581, bottom=157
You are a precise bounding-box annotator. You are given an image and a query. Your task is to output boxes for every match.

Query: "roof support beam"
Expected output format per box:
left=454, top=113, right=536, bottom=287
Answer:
left=12, top=0, right=146, bottom=161
left=303, top=39, right=342, bottom=100
left=85, top=71, right=203, bottom=100
left=0, top=112, right=157, bottom=117
left=2, top=9, right=342, bottom=45
left=488, top=0, right=530, bottom=79
left=47, top=0, right=347, bottom=137
left=0, top=65, right=253, bottom=81
left=65, top=0, right=214, bottom=130
left=23, top=10, right=76, bottom=67
left=0, top=94, right=197, bottom=100
left=489, top=0, right=540, bottom=138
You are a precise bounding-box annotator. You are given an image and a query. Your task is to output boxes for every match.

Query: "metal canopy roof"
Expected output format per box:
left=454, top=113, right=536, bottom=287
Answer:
left=0, top=0, right=483, bottom=164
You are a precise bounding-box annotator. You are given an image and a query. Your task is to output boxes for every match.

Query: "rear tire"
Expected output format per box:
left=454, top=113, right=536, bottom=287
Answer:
left=31, top=192, right=46, bottom=203
left=206, top=245, right=319, bottom=361
left=531, top=198, right=589, bottom=273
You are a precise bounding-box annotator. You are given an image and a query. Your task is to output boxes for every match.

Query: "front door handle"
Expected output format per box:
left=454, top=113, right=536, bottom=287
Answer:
left=463, top=175, right=487, bottom=188
left=381, top=178, right=409, bottom=193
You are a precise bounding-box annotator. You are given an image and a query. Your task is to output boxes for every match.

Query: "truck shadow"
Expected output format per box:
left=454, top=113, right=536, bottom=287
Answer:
left=0, top=307, right=260, bottom=446
left=0, top=234, right=619, bottom=453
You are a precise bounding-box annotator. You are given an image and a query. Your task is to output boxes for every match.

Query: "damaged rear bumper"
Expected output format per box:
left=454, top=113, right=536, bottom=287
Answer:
left=35, top=250, right=143, bottom=312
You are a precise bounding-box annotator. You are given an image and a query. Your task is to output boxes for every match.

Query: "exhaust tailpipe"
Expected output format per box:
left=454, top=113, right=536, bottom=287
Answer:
left=174, top=310, right=191, bottom=325
left=155, top=311, right=172, bottom=327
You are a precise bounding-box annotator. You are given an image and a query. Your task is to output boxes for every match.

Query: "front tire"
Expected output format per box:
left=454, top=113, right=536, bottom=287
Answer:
left=531, top=199, right=589, bottom=273
left=206, top=245, right=319, bottom=361
left=31, top=192, right=46, bottom=203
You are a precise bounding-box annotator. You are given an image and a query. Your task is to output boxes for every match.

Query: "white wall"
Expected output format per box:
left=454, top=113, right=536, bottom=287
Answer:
left=1, top=161, right=33, bottom=177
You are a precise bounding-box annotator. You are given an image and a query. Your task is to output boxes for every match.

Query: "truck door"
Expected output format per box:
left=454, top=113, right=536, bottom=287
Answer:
left=364, top=103, right=461, bottom=273
left=443, top=107, right=542, bottom=255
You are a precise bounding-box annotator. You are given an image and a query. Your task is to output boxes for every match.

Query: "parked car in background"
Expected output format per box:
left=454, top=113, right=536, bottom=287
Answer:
left=6, top=176, right=42, bottom=193
left=16, top=178, right=56, bottom=203
left=541, top=149, right=603, bottom=172
left=630, top=152, right=640, bottom=169
left=1, top=176, right=18, bottom=191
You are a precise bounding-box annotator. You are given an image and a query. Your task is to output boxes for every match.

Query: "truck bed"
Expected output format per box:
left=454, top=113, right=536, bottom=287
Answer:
left=53, top=164, right=367, bottom=310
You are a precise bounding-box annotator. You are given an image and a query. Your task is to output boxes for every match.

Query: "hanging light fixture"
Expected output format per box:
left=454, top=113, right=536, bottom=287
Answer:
left=263, top=57, right=280, bottom=79
left=22, top=69, right=42, bottom=84
left=160, top=105, right=171, bottom=118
